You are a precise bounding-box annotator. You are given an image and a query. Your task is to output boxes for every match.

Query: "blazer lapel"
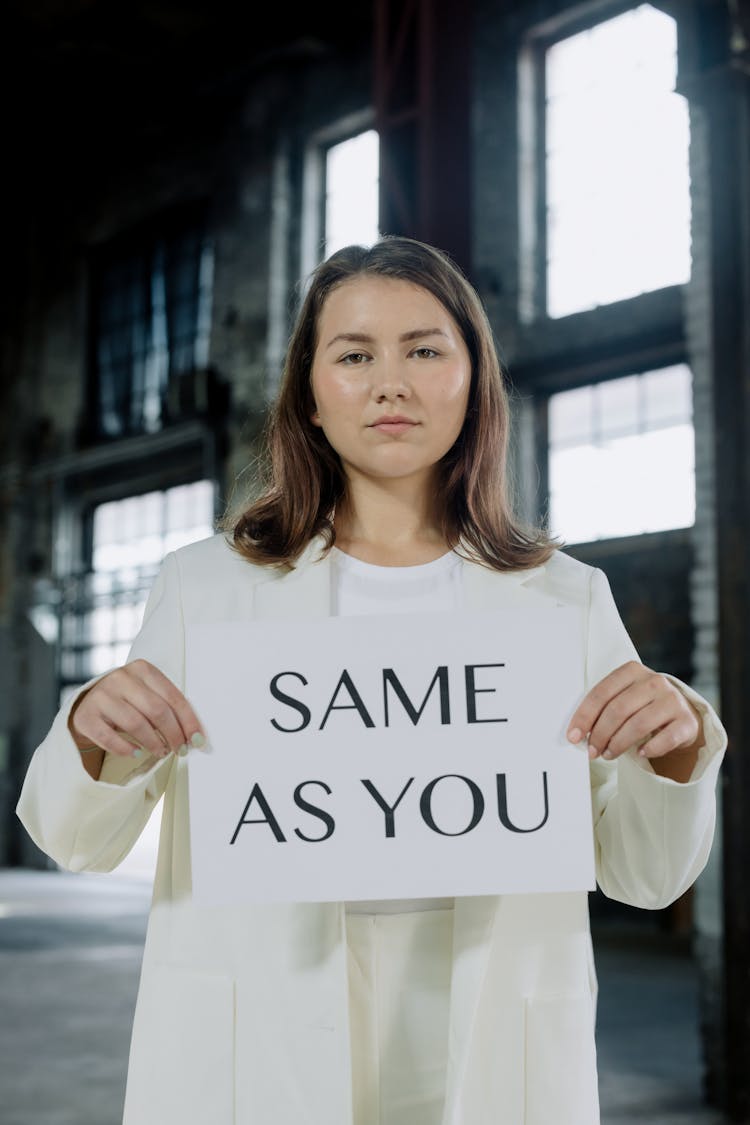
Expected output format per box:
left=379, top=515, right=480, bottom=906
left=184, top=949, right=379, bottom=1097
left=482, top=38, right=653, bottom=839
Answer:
left=253, top=538, right=333, bottom=622
left=462, top=558, right=546, bottom=610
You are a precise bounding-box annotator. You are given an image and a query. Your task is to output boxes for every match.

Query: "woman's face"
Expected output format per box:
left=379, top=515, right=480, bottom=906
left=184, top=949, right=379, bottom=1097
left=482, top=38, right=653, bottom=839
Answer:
left=309, top=276, right=472, bottom=492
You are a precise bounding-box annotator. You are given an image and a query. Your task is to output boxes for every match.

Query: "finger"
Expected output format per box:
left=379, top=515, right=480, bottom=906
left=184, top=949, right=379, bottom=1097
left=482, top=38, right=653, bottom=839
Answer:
left=638, top=717, right=701, bottom=760
left=122, top=664, right=192, bottom=751
left=98, top=695, right=175, bottom=758
left=129, top=660, right=205, bottom=744
left=88, top=668, right=182, bottom=754
left=591, top=698, right=678, bottom=761
left=74, top=714, right=153, bottom=760
left=125, top=687, right=187, bottom=754
left=74, top=693, right=170, bottom=758
left=567, top=661, right=644, bottom=745
left=586, top=674, right=666, bottom=758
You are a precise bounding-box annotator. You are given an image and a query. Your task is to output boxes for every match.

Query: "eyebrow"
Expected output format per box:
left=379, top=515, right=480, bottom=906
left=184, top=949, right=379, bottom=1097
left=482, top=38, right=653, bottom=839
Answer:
left=325, top=328, right=449, bottom=350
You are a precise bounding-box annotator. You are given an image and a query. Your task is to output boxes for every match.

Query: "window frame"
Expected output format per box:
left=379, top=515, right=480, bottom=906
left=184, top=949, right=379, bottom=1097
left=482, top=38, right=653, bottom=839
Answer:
left=300, top=109, right=377, bottom=281
left=526, top=338, right=692, bottom=538
left=85, top=199, right=213, bottom=442
left=546, top=362, right=695, bottom=544
left=517, top=0, right=683, bottom=325
left=44, top=424, right=220, bottom=697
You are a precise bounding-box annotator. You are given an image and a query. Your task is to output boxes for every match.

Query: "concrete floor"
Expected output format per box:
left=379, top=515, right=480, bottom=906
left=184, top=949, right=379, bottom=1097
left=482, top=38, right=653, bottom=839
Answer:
left=0, top=867, right=727, bottom=1125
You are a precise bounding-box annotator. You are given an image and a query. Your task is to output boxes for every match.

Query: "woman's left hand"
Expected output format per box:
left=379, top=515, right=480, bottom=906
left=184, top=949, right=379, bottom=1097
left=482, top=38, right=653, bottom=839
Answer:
left=566, top=661, right=704, bottom=781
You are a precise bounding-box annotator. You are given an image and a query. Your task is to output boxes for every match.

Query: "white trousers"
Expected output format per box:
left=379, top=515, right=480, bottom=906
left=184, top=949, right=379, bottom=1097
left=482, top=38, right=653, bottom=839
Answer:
left=345, top=909, right=454, bottom=1125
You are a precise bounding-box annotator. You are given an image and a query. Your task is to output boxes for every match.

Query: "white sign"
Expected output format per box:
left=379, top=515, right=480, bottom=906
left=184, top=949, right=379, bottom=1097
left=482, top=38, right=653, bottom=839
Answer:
left=185, top=607, right=595, bottom=905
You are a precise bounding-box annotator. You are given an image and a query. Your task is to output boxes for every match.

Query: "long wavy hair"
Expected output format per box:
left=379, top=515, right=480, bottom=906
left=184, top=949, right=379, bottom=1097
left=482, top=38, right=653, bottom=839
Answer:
left=228, top=235, right=558, bottom=570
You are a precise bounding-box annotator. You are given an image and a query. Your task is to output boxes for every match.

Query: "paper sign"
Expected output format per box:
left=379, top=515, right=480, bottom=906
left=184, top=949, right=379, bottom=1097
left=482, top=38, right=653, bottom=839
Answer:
left=185, top=607, right=595, bottom=905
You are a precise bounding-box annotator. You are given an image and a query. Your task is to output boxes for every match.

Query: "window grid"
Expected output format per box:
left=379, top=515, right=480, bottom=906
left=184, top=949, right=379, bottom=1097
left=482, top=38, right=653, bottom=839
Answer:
left=56, top=481, right=215, bottom=699
left=95, top=224, right=213, bottom=438
left=548, top=365, right=695, bottom=543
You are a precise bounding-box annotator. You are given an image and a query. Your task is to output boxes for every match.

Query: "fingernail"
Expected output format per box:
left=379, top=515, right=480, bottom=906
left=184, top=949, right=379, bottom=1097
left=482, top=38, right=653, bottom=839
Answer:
left=602, top=749, right=614, bottom=760
left=132, top=748, right=144, bottom=759
left=588, top=744, right=599, bottom=759
left=190, top=732, right=206, bottom=749
left=568, top=727, right=582, bottom=744
left=177, top=744, right=189, bottom=758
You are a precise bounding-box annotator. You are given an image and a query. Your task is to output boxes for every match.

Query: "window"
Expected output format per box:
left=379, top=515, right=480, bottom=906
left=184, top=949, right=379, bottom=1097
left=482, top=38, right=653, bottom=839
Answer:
left=40, top=479, right=215, bottom=882
left=548, top=364, right=694, bottom=542
left=530, top=4, right=691, bottom=319
left=324, top=129, right=380, bottom=257
left=58, top=480, right=216, bottom=700
left=93, top=215, right=214, bottom=438
left=302, top=120, right=380, bottom=277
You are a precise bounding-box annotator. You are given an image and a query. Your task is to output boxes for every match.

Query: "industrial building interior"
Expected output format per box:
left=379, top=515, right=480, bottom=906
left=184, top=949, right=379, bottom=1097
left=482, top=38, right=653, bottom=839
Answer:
left=1, top=0, right=749, bottom=1122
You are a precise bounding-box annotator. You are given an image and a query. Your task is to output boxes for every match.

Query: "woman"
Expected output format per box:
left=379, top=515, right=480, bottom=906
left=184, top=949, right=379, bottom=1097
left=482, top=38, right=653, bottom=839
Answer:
left=17, top=236, right=726, bottom=1125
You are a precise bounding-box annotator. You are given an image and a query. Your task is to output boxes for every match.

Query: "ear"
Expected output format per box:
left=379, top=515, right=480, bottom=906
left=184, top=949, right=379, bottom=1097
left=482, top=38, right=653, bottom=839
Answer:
left=310, top=405, right=322, bottom=426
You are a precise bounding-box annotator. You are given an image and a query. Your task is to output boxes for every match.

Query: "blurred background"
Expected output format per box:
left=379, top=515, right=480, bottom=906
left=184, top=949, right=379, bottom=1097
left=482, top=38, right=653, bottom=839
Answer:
left=1, top=0, right=749, bottom=1121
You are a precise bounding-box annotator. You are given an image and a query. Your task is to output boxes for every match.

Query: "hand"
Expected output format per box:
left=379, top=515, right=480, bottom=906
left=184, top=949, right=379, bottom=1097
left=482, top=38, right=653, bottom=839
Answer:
left=68, top=659, right=206, bottom=760
left=566, top=661, right=703, bottom=775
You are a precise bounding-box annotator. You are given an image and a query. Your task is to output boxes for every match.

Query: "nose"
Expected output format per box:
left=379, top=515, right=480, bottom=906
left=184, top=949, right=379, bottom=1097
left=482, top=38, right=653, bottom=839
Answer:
left=371, top=359, right=411, bottom=402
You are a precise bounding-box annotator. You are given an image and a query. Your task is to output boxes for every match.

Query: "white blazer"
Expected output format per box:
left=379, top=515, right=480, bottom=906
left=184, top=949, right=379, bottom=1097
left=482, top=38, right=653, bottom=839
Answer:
left=16, top=534, right=727, bottom=1125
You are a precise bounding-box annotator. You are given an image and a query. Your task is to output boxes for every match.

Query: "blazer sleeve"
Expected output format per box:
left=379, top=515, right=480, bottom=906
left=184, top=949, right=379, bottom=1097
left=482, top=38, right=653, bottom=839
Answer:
left=586, top=567, right=727, bottom=910
left=15, top=550, right=185, bottom=874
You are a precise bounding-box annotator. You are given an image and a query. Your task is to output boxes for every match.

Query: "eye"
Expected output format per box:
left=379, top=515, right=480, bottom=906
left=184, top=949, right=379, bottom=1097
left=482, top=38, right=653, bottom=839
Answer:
left=411, top=346, right=439, bottom=359
left=340, top=352, right=370, bottom=365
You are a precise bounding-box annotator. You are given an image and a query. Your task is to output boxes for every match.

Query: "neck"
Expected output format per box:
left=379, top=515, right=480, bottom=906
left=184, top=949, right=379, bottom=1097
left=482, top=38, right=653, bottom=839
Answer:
left=334, top=474, right=449, bottom=566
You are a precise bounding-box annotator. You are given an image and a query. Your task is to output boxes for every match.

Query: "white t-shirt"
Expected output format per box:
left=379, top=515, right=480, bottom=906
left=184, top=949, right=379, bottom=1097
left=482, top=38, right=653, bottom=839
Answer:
left=331, top=547, right=462, bottom=915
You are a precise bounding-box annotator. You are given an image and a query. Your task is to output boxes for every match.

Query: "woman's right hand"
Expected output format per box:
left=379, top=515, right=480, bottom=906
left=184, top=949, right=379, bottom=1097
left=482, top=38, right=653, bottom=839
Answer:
left=68, top=658, right=205, bottom=760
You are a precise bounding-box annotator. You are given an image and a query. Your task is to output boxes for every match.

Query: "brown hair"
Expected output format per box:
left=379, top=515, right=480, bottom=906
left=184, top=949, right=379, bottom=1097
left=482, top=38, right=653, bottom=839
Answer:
left=227, top=235, right=558, bottom=570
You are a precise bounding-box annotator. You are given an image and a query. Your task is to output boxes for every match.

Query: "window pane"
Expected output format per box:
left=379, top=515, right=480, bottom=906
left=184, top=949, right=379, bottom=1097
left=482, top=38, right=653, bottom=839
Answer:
left=94, top=219, right=212, bottom=437
left=325, top=130, right=380, bottom=256
left=598, top=375, right=639, bottom=440
left=643, top=364, right=692, bottom=428
left=548, top=365, right=694, bottom=542
left=548, top=385, right=594, bottom=447
left=92, top=481, right=215, bottom=578
left=545, top=4, right=691, bottom=318
left=84, top=482, right=214, bottom=683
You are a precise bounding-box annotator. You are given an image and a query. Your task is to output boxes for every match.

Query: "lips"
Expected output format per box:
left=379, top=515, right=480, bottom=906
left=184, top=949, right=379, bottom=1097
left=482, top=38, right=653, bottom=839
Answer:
left=369, top=415, right=418, bottom=434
